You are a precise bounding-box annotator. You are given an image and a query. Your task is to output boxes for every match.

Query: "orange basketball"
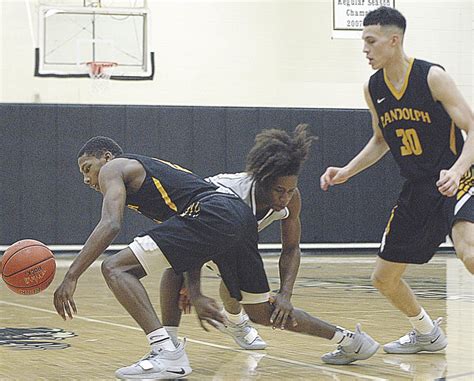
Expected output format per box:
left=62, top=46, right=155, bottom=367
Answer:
left=2, top=239, right=56, bottom=295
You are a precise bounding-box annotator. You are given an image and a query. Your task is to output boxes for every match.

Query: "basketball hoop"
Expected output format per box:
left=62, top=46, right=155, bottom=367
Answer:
left=86, top=61, right=117, bottom=80
left=86, top=61, right=117, bottom=93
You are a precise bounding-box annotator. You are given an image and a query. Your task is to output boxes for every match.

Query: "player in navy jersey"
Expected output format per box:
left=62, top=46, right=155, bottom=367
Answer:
left=53, top=135, right=379, bottom=379
left=320, top=6, right=474, bottom=356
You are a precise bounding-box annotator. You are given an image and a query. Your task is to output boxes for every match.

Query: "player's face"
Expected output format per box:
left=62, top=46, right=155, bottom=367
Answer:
left=265, top=175, right=298, bottom=211
left=362, top=25, right=394, bottom=70
left=78, top=153, right=108, bottom=192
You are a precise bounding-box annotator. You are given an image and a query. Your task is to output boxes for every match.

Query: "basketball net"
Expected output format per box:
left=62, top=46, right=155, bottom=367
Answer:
left=86, top=61, right=117, bottom=93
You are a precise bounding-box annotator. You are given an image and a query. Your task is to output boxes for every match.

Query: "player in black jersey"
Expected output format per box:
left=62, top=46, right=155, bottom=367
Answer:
left=320, top=6, right=474, bottom=356
left=53, top=136, right=379, bottom=379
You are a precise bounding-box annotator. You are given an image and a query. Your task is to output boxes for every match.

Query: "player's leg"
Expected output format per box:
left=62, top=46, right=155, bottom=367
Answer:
left=242, top=301, right=379, bottom=365
left=371, top=257, right=417, bottom=315
left=452, top=220, right=474, bottom=273
left=450, top=167, right=474, bottom=273
left=375, top=182, right=449, bottom=354
left=160, top=268, right=184, bottom=346
left=218, top=219, right=378, bottom=365
left=216, top=280, right=267, bottom=350
left=105, top=235, right=191, bottom=380
left=101, top=246, right=164, bottom=334
left=371, top=257, right=446, bottom=353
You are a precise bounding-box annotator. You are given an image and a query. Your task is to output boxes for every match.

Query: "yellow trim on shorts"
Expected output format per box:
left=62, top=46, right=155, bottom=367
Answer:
left=385, top=205, right=398, bottom=235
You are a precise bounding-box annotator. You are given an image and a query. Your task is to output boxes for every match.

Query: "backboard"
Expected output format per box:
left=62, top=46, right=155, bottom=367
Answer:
left=34, top=4, right=154, bottom=80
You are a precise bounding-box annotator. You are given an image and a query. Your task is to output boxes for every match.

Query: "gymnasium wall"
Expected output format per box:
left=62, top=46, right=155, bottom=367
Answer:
left=0, top=103, right=403, bottom=246
left=0, top=0, right=472, bottom=108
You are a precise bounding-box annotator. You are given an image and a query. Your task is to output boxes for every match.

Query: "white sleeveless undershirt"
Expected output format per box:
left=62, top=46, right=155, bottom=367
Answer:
left=206, top=172, right=289, bottom=232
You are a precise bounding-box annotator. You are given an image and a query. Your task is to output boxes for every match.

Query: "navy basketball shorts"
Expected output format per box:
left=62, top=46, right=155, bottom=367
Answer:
left=137, top=193, right=270, bottom=304
left=379, top=168, right=474, bottom=264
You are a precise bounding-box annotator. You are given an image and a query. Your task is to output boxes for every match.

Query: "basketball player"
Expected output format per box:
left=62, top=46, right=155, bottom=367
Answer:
left=320, top=6, right=474, bottom=356
left=160, top=125, right=309, bottom=351
left=54, top=135, right=379, bottom=379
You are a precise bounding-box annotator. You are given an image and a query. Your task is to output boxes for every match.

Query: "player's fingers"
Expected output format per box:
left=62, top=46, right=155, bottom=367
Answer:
left=64, top=301, right=74, bottom=320
left=320, top=175, right=328, bottom=191
left=436, top=170, right=449, bottom=186
left=279, top=312, right=289, bottom=330
left=185, top=303, right=192, bottom=314
left=270, top=308, right=279, bottom=325
left=54, top=299, right=66, bottom=320
left=70, top=299, right=77, bottom=314
left=436, top=177, right=448, bottom=187
left=198, top=318, right=210, bottom=332
left=290, top=314, right=298, bottom=327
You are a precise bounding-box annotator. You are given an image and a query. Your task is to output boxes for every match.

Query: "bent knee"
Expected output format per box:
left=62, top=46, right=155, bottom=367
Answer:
left=460, top=253, right=474, bottom=274
left=455, top=242, right=474, bottom=274
left=371, top=271, right=399, bottom=292
left=101, top=257, right=120, bottom=280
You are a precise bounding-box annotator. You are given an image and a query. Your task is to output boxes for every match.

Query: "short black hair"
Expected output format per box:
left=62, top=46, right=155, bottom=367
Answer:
left=77, top=136, right=123, bottom=159
left=363, top=6, right=406, bottom=33
left=245, top=124, right=314, bottom=185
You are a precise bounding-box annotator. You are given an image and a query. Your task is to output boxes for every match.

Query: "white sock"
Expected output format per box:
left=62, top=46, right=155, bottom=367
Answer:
left=331, top=327, right=355, bottom=346
left=146, top=327, right=176, bottom=351
left=408, top=308, right=434, bottom=334
left=224, top=308, right=246, bottom=325
left=164, top=326, right=180, bottom=347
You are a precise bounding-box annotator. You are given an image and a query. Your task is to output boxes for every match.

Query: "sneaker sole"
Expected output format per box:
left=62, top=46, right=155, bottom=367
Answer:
left=321, top=341, right=380, bottom=365
left=383, top=341, right=447, bottom=354
left=115, top=367, right=192, bottom=380
left=233, top=340, right=267, bottom=350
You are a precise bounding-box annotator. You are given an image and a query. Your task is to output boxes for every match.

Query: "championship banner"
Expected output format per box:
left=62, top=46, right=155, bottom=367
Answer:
left=332, top=0, right=396, bottom=39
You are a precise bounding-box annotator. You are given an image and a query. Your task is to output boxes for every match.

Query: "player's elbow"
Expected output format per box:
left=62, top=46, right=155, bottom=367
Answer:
left=99, top=219, right=122, bottom=235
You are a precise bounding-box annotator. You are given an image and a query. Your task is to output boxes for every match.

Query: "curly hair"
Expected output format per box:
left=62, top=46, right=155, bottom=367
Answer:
left=77, top=136, right=124, bottom=159
left=245, top=124, right=314, bottom=185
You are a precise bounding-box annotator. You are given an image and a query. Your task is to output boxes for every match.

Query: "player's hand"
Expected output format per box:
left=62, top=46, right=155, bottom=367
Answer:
left=191, top=295, right=225, bottom=331
left=53, top=277, right=78, bottom=320
left=436, top=169, right=461, bottom=197
left=178, top=287, right=192, bottom=314
left=269, top=294, right=297, bottom=330
left=320, top=167, right=349, bottom=191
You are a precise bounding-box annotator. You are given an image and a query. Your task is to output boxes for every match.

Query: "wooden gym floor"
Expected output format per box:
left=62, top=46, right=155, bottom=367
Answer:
left=0, top=253, right=473, bottom=380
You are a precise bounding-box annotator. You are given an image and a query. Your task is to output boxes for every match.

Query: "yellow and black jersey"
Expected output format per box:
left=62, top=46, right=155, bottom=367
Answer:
left=369, top=58, right=464, bottom=181
left=123, top=154, right=217, bottom=222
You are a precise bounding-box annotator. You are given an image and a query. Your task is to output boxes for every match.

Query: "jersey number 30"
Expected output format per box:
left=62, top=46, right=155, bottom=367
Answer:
left=396, top=128, right=423, bottom=156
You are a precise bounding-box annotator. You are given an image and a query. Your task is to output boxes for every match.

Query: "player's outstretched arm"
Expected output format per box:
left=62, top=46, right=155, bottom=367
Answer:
left=54, top=163, right=126, bottom=320
left=429, top=66, right=474, bottom=196
left=320, top=82, right=389, bottom=191
left=272, top=189, right=302, bottom=329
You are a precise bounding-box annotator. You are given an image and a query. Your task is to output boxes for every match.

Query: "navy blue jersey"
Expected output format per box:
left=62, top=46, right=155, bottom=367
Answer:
left=122, top=154, right=217, bottom=222
left=369, top=58, right=464, bottom=181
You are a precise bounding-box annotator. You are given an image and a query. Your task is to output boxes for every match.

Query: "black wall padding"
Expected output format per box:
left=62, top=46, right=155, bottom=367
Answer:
left=0, top=103, right=403, bottom=246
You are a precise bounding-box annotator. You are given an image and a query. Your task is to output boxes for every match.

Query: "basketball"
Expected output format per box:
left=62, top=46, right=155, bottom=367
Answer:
left=2, top=239, right=56, bottom=295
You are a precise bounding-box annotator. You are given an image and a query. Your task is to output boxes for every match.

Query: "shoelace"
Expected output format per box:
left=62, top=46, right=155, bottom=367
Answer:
left=407, top=330, right=417, bottom=344
left=137, top=348, right=164, bottom=363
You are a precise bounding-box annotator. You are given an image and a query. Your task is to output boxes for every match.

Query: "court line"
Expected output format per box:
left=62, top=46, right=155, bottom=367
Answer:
left=0, top=300, right=387, bottom=381
left=444, top=371, right=474, bottom=380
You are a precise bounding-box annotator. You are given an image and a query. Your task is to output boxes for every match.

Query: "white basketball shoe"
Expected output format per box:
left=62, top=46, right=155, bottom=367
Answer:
left=383, top=317, right=448, bottom=354
left=115, top=340, right=192, bottom=379
left=321, top=324, right=379, bottom=365
left=216, top=314, right=267, bottom=350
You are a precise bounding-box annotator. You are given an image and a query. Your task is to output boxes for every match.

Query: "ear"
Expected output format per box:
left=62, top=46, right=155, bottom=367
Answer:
left=104, top=151, right=114, bottom=162
left=390, top=33, right=401, bottom=47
